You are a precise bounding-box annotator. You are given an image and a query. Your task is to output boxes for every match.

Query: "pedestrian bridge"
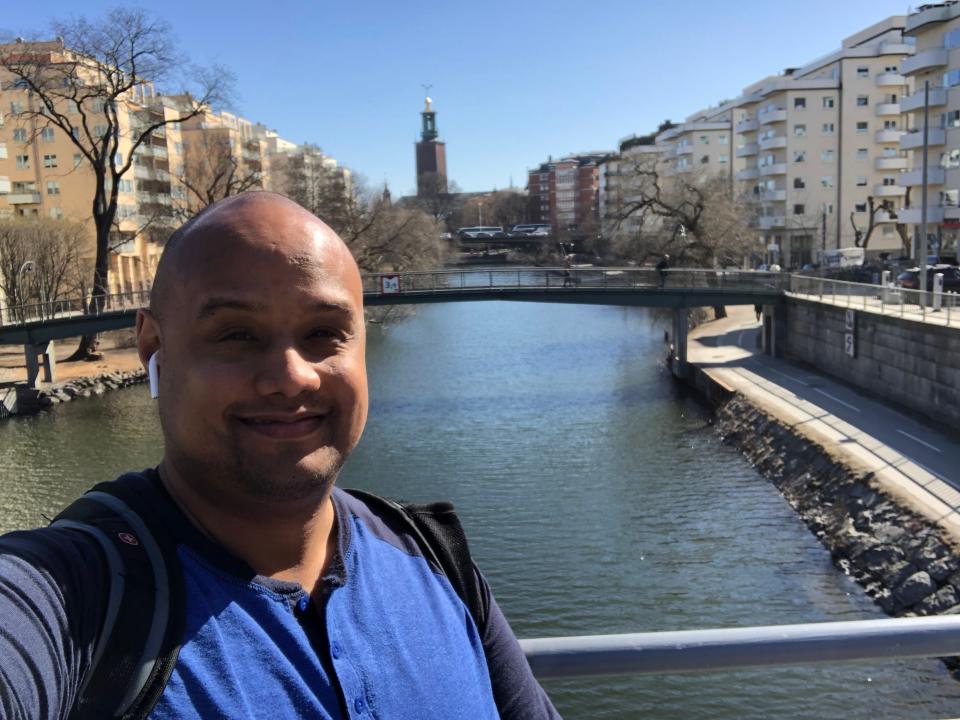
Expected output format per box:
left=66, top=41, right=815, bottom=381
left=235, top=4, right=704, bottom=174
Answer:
left=0, top=267, right=786, bottom=386
left=0, top=267, right=785, bottom=346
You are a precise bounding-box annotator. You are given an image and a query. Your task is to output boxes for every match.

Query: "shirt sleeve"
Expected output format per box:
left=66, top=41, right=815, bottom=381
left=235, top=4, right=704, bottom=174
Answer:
left=476, top=565, right=562, bottom=719
left=0, top=527, right=107, bottom=720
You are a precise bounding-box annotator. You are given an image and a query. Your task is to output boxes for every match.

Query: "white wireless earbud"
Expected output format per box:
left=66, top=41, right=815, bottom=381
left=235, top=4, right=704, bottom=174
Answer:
left=148, top=352, right=159, bottom=399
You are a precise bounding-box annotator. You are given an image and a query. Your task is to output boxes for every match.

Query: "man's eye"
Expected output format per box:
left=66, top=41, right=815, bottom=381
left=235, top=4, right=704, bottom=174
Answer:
left=219, top=330, right=256, bottom=342
left=310, top=328, right=346, bottom=341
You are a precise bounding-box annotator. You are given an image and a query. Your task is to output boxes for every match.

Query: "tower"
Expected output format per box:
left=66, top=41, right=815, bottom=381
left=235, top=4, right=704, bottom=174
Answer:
left=415, top=93, right=447, bottom=196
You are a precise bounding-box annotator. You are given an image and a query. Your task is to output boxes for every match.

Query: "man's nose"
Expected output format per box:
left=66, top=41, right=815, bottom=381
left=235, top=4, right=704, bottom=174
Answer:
left=254, top=345, right=322, bottom=397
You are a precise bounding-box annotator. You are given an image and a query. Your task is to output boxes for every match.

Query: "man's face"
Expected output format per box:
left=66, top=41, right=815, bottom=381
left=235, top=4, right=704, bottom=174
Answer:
left=148, top=199, right=368, bottom=505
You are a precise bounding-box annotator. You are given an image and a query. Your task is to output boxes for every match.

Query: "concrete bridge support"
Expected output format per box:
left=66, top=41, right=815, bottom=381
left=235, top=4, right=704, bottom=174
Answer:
left=761, top=304, right=787, bottom=358
left=24, top=341, right=56, bottom=388
left=671, top=308, right=689, bottom=379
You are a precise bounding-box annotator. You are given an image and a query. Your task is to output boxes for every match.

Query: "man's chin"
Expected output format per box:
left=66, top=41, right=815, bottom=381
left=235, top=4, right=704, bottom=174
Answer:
left=235, top=450, right=343, bottom=503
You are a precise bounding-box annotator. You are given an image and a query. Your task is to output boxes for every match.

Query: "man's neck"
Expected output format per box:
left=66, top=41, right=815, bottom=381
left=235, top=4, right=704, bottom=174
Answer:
left=157, top=459, right=337, bottom=592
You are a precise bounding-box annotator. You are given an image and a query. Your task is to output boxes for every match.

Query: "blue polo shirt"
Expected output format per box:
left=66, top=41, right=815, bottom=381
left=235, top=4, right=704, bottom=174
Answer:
left=0, top=472, right=559, bottom=719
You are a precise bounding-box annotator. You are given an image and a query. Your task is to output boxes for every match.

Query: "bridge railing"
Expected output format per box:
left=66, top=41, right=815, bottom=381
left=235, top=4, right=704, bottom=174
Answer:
left=0, top=290, right=152, bottom=327
left=362, top=267, right=788, bottom=296
left=521, top=615, right=960, bottom=679
left=789, top=274, right=960, bottom=327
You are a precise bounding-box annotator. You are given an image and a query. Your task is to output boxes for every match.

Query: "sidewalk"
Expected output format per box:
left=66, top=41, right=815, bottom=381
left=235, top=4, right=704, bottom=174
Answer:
left=688, top=306, right=960, bottom=546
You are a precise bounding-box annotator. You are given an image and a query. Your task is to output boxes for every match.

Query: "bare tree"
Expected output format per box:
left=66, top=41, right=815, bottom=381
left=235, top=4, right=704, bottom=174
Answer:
left=0, top=218, right=85, bottom=321
left=608, top=153, right=756, bottom=267
left=414, top=173, right=461, bottom=223
left=850, top=190, right=912, bottom=257
left=177, top=133, right=262, bottom=218
left=0, top=9, right=231, bottom=358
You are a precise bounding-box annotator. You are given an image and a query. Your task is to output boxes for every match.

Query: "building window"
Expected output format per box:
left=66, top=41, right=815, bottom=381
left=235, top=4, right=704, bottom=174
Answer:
left=10, top=101, right=24, bottom=114
left=41, top=127, right=55, bottom=143
left=794, top=204, right=805, bottom=215
left=46, top=181, right=60, bottom=195
left=0, top=142, right=5, bottom=160
left=821, top=122, right=835, bottom=134
left=820, top=176, right=833, bottom=188
left=794, top=177, right=806, bottom=189
left=94, top=125, right=106, bottom=138
left=856, top=66, right=869, bottom=78
left=119, top=179, right=134, bottom=193
left=946, top=28, right=960, bottom=49
left=856, top=148, right=869, bottom=159
left=855, top=203, right=867, bottom=212
left=49, top=207, right=63, bottom=220
left=941, top=149, right=960, bottom=168
left=823, top=97, right=835, bottom=109
left=73, top=153, right=83, bottom=168
left=12, top=128, right=27, bottom=142
left=719, top=154, right=728, bottom=163
left=16, top=155, right=29, bottom=169
left=883, top=120, right=897, bottom=130
left=826, top=204, right=834, bottom=214
left=945, top=110, right=960, bottom=128
left=856, top=176, right=868, bottom=186
left=699, top=135, right=709, bottom=145
left=794, top=97, right=806, bottom=109
left=699, top=155, right=709, bottom=164
left=856, top=121, right=868, bottom=133
left=794, top=124, right=807, bottom=137
left=43, top=154, right=58, bottom=168
left=794, top=150, right=806, bottom=163
left=821, top=150, right=834, bottom=162
left=944, top=69, right=960, bottom=87
left=882, top=177, right=897, bottom=186
left=856, top=95, right=869, bottom=107
left=718, top=135, right=728, bottom=145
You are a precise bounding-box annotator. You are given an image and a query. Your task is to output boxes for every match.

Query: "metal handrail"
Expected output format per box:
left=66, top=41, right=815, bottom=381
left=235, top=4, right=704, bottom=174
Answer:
left=521, top=615, right=960, bottom=678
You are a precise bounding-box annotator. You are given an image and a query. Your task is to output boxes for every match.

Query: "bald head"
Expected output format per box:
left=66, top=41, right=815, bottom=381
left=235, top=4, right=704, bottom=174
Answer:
left=150, top=192, right=360, bottom=323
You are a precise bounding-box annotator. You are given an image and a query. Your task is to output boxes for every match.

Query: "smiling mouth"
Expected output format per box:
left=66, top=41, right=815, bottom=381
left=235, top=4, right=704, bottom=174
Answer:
left=237, top=414, right=327, bottom=440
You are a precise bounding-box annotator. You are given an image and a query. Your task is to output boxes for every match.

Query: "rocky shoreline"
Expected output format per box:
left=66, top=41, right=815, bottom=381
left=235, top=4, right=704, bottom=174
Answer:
left=712, top=393, right=960, bottom=673
left=1, top=370, right=148, bottom=418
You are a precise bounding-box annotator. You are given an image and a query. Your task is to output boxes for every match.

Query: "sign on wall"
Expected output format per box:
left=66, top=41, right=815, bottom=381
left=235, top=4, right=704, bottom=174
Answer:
left=844, top=309, right=856, bottom=359
left=380, top=275, right=401, bottom=294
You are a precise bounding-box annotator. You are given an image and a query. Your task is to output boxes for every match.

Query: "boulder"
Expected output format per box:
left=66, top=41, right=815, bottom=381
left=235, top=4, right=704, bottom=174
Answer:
left=893, top=571, right=936, bottom=608
left=917, top=586, right=959, bottom=615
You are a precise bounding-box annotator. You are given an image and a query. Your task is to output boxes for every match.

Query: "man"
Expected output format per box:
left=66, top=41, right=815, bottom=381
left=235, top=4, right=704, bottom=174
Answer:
left=0, top=193, right=560, bottom=719
left=655, top=254, right=670, bottom=288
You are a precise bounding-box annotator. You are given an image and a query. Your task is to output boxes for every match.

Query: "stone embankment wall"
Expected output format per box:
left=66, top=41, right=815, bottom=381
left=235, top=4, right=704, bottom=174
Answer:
left=716, top=394, right=960, bottom=642
left=785, top=298, right=960, bottom=428
left=4, top=370, right=147, bottom=418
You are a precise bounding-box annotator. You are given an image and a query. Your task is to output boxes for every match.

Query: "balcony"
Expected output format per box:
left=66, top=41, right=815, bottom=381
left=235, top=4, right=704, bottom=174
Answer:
left=901, top=48, right=949, bottom=75
left=735, top=143, right=758, bottom=158
left=735, top=117, right=758, bottom=133
left=675, top=144, right=693, bottom=156
left=875, top=72, right=907, bottom=87
left=759, top=216, right=786, bottom=230
left=898, top=206, right=945, bottom=224
left=878, top=41, right=916, bottom=56
left=873, top=184, right=907, bottom=197
left=900, top=168, right=946, bottom=186
left=875, top=102, right=901, bottom=116
left=759, top=135, right=788, bottom=151
left=759, top=163, right=787, bottom=177
left=758, top=109, right=787, bottom=125
left=759, top=189, right=786, bottom=202
left=735, top=167, right=759, bottom=181
left=875, top=156, right=909, bottom=171
left=900, top=127, right=946, bottom=149
left=900, top=87, right=947, bottom=113
left=874, top=211, right=896, bottom=224
left=874, top=128, right=904, bottom=143
left=7, top=192, right=41, bottom=204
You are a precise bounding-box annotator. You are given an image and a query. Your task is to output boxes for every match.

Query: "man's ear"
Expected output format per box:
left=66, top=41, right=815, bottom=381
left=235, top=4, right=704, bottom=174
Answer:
left=136, top=309, right=161, bottom=372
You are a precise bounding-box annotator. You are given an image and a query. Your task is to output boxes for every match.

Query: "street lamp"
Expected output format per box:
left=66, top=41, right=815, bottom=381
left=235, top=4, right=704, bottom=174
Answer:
left=478, top=202, right=484, bottom=226
left=15, top=260, right=35, bottom=321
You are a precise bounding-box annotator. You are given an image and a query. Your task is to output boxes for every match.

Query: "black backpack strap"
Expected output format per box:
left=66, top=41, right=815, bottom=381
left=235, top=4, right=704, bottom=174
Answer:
left=343, top=489, right=488, bottom=633
left=52, top=474, right=185, bottom=720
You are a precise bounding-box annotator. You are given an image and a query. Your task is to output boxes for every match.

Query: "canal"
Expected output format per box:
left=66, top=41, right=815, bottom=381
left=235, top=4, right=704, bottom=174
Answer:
left=2, top=301, right=959, bottom=718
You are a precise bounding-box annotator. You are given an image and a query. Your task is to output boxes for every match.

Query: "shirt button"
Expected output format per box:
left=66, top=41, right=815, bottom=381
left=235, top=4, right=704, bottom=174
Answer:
left=354, top=696, right=366, bottom=714
left=296, top=596, right=309, bottom=613
left=330, top=641, right=342, bottom=659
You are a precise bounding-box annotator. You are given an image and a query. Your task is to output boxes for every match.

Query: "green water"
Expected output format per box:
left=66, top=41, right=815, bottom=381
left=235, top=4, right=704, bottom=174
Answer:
left=2, top=301, right=958, bottom=718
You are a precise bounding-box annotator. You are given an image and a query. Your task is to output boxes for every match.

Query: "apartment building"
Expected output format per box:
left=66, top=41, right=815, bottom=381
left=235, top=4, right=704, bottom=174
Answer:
left=599, top=139, right=666, bottom=242
left=657, top=103, right=737, bottom=181
left=900, top=2, right=960, bottom=261
left=732, top=17, right=913, bottom=267
left=527, top=153, right=607, bottom=231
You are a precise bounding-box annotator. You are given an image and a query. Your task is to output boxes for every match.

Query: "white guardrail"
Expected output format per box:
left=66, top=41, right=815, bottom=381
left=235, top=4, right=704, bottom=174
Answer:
left=522, top=616, right=960, bottom=678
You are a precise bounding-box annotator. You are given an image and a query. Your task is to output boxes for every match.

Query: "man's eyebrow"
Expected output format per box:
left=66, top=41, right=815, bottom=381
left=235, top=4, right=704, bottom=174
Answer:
left=195, top=297, right=355, bottom=320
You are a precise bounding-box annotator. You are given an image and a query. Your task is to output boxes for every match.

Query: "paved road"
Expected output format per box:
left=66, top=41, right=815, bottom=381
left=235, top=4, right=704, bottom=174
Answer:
left=688, top=306, right=960, bottom=540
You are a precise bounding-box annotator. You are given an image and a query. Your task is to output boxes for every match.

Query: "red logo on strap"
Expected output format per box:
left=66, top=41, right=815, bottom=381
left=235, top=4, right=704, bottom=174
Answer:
left=118, top=532, right=139, bottom=546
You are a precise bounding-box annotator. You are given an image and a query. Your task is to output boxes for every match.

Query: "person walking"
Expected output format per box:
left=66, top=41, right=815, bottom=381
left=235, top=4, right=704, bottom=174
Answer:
left=655, top=254, right=670, bottom=288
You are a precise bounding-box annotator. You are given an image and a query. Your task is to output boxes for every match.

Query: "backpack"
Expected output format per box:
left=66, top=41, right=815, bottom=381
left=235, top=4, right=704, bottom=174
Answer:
left=51, top=472, right=488, bottom=720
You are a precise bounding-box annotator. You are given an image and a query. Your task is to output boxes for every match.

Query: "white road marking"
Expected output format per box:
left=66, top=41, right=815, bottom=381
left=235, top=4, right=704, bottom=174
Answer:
left=765, top=366, right=810, bottom=387
left=896, top=429, right=943, bottom=453
left=813, top=388, right=861, bottom=412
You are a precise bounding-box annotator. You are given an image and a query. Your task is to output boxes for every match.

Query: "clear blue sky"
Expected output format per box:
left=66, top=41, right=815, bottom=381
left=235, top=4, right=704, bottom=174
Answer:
left=4, top=0, right=910, bottom=196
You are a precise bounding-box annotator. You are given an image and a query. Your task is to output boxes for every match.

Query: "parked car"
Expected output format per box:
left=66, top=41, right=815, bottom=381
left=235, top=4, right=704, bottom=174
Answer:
left=456, top=226, right=506, bottom=239
left=508, top=223, right=552, bottom=237
left=896, top=265, right=960, bottom=291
